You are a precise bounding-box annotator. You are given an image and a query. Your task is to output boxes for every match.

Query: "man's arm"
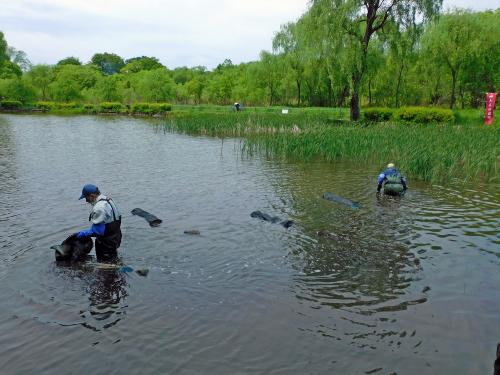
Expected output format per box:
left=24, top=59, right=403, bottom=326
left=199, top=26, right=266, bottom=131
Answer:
left=377, top=173, right=385, bottom=192
left=77, top=223, right=105, bottom=238
left=77, top=206, right=106, bottom=238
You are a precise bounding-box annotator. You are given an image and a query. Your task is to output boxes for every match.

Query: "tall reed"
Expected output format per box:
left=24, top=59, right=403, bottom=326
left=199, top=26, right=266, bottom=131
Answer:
left=163, top=110, right=499, bottom=183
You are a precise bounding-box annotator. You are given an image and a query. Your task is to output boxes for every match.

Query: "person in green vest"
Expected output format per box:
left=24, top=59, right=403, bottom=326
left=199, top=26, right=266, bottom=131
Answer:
left=377, top=163, right=407, bottom=195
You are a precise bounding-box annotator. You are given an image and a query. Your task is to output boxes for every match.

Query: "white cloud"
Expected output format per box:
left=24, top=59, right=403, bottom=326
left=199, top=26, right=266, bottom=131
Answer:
left=1, top=0, right=497, bottom=69
left=1, top=0, right=308, bottom=68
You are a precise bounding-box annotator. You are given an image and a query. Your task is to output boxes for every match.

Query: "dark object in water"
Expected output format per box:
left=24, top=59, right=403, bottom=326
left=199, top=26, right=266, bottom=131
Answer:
left=494, top=343, right=500, bottom=375
left=250, top=210, right=293, bottom=228
left=135, top=269, right=149, bottom=277
left=131, top=208, right=162, bottom=227
left=184, top=229, right=201, bottom=235
left=51, top=234, right=93, bottom=262
left=323, top=192, right=360, bottom=209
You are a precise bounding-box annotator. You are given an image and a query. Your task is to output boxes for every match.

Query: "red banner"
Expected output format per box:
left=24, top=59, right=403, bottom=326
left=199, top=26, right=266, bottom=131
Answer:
left=485, top=93, right=496, bottom=125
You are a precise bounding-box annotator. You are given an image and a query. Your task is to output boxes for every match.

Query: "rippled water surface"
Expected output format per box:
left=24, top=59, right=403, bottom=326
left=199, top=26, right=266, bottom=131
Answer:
left=0, top=114, right=499, bottom=374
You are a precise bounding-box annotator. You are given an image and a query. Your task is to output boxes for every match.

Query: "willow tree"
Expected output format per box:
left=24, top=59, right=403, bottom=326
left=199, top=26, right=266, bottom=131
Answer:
left=273, top=22, right=306, bottom=106
left=311, top=0, right=441, bottom=120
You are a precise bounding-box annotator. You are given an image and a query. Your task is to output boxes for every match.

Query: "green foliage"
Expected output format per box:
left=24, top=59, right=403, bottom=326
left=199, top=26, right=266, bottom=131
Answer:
left=91, top=53, right=125, bottom=75
left=131, top=102, right=172, bottom=114
left=121, top=56, right=164, bottom=73
left=99, top=102, right=123, bottom=112
left=56, top=57, right=81, bottom=66
left=49, top=65, right=100, bottom=102
left=56, top=102, right=78, bottom=109
left=0, top=32, right=8, bottom=68
left=35, top=101, right=56, bottom=111
left=83, top=103, right=97, bottom=113
left=0, top=100, right=22, bottom=109
left=363, top=108, right=394, bottom=121
left=0, top=78, right=36, bottom=102
left=93, top=75, right=123, bottom=102
left=133, top=69, right=175, bottom=102
left=26, top=65, right=54, bottom=100
left=0, top=61, right=22, bottom=79
left=163, top=109, right=497, bottom=183
left=1, top=8, right=498, bottom=110
left=394, top=107, right=454, bottom=123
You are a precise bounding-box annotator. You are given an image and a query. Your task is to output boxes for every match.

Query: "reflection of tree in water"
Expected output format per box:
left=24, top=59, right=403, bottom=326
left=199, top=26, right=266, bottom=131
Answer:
left=266, top=160, right=424, bottom=314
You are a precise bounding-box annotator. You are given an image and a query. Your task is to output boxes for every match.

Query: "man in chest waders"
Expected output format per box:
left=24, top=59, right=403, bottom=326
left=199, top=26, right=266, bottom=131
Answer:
left=377, top=163, right=407, bottom=196
left=76, top=184, right=122, bottom=262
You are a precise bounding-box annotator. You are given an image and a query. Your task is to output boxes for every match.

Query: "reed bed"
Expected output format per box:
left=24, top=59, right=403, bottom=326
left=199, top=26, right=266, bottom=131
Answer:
left=163, top=110, right=499, bottom=183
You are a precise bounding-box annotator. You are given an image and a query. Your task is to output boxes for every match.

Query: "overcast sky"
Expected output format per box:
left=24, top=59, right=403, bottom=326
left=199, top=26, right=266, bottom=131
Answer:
left=1, top=0, right=497, bottom=69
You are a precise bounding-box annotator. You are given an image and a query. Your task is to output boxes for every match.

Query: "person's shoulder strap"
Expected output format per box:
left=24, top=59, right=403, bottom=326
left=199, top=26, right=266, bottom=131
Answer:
left=97, top=197, right=117, bottom=221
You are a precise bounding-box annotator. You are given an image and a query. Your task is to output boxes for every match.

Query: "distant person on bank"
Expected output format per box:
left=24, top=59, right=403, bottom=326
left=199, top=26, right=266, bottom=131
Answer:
left=377, top=163, right=407, bottom=195
left=76, top=184, right=122, bottom=262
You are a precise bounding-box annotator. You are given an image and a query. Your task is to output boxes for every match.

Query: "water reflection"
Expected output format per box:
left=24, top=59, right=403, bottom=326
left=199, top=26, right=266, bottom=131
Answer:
left=262, top=160, right=423, bottom=314
left=1, top=115, right=498, bottom=374
left=55, top=261, right=129, bottom=331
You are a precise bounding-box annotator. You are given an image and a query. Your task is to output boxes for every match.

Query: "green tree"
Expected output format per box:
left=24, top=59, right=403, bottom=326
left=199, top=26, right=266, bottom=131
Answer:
left=311, top=0, right=441, bottom=119
left=421, top=10, right=477, bottom=108
left=56, top=57, right=82, bottom=67
left=134, top=68, right=175, bottom=102
left=26, top=65, right=54, bottom=100
left=256, top=51, right=284, bottom=106
left=8, top=47, right=31, bottom=72
left=0, top=61, right=22, bottom=79
left=121, top=56, right=164, bottom=73
left=91, top=52, right=125, bottom=75
left=49, top=64, right=100, bottom=101
left=185, top=76, right=206, bottom=104
left=0, top=77, right=36, bottom=102
left=93, top=75, right=123, bottom=102
left=0, top=32, right=8, bottom=68
left=273, top=22, right=306, bottom=106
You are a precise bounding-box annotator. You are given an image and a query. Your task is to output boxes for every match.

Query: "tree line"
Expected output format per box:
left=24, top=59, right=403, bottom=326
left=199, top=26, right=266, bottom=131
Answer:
left=0, top=6, right=498, bottom=120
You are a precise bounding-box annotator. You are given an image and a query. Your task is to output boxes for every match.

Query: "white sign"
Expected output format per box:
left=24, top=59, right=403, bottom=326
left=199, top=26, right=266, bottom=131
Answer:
left=282, top=109, right=289, bottom=114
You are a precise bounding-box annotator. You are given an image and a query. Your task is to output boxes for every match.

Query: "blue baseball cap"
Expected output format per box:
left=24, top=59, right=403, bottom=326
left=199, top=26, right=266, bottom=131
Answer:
left=79, top=184, right=99, bottom=200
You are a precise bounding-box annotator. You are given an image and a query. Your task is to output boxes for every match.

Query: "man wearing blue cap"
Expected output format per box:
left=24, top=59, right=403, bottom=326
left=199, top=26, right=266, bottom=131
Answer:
left=77, top=184, right=122, bottom=262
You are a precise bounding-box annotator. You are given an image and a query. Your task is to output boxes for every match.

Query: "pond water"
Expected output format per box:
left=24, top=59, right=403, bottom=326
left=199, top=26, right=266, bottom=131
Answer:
left=0, top=114, right=499, bottom=374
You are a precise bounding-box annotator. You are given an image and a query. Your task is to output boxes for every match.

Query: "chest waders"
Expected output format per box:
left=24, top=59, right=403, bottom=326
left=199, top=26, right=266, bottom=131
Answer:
left=90, top=198, right=122, bottom=262
left=383, top=174, right=405, bottom=196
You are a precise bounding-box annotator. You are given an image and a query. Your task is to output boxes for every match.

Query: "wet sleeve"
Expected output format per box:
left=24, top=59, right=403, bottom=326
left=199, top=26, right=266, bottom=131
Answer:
left=91, top=223, right=105, bottom=236
left=401, top=176, right=407, bottom=189
left=377, top=173, right=385, bottom=191
left=91, top=206, right=106, bottom=224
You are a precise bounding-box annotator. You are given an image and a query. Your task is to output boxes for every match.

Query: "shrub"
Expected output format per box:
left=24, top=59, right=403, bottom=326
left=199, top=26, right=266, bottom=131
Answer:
left=131, top=103, right=150, bottom=114
left=99, top=102, right=123, bottom=112
left=0, top=100, right=23, bottom=110
left=56, top=102, right=79, bottom=109
left=363, top=107, right=394, bottom=121
left=83, top=103, right=97, bottom=113
left=35, top=101, right=56, bottom=111
left=149, top=102, right=172, bottom=113
left=131, top=102, right=172, bottom=114
left=394, top=107, right=454, bottom=124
